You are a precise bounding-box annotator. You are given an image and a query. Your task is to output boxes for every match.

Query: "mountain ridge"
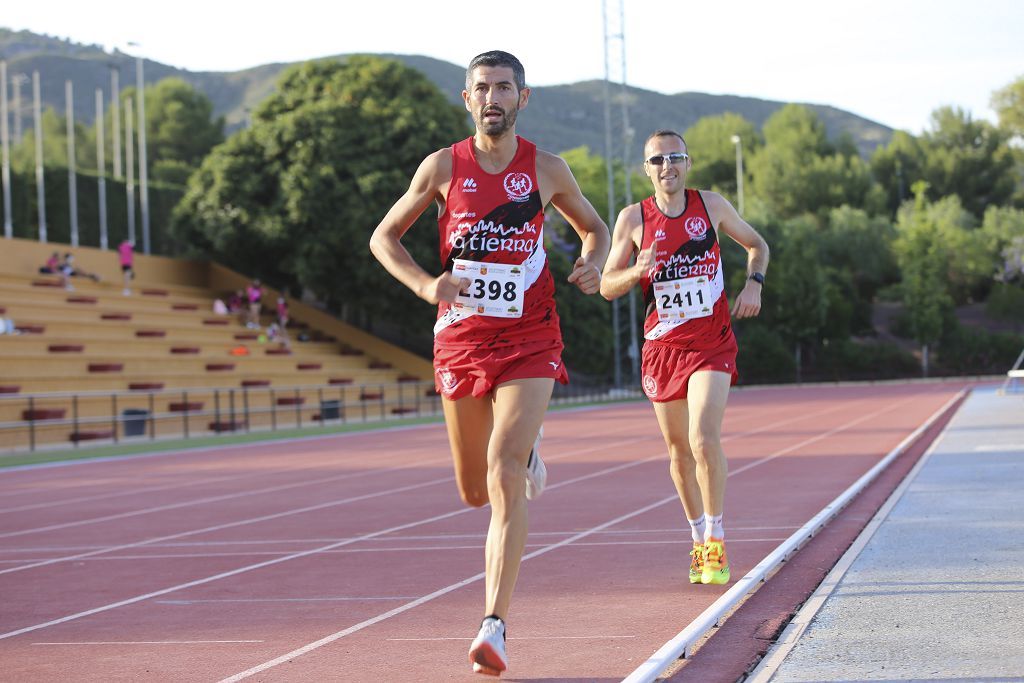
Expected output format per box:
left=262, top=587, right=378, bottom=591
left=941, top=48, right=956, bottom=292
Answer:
left=1, top=28, right=892, bottom=156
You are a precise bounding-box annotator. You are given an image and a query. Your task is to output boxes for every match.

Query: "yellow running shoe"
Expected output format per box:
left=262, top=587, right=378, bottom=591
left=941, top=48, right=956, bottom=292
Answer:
left=689, top=542, right=705, bottom=584
left=701, top=537, right=730, bottom=585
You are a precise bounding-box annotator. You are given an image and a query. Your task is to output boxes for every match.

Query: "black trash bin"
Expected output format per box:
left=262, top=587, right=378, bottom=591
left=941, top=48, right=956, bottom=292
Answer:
left=320, top=399, right=341, bottom=421
left=122, top=409, right=149, bottom=437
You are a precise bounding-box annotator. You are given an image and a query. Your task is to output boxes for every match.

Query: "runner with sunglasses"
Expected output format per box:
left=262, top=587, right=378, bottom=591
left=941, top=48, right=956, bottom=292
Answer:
left=370, top=50, right=609, bottom=676
left=601, top=129, right=769, bottom=587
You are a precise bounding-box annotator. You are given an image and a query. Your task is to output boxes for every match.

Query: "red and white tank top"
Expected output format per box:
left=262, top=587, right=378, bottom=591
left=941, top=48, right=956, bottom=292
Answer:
left=639, top=190, right=734, bottom=350
left=434, top=136, right=561, bottom=350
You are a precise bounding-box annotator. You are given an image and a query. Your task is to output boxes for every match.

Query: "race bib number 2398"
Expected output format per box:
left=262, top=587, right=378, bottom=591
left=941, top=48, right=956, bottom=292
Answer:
left=452, top=259, right=525, bottom=319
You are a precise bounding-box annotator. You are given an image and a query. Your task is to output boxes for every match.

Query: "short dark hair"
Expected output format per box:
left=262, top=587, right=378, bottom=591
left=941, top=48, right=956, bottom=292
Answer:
left=645, top=129, right=688, bottom=150
left=466, top=51, right=526, bottom=91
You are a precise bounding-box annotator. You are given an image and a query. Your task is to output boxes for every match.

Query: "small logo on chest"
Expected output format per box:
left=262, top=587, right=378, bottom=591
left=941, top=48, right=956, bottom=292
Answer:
left=462, top=178, right=478, bottom=192
left=685, top=217, right=708, bottom=241
left=503, top=172, right=533, bottom=202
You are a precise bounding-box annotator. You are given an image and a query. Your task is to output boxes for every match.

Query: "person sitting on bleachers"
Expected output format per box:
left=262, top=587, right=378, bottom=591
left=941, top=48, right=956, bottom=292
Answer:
left=61, top=253, right=101, bottom=284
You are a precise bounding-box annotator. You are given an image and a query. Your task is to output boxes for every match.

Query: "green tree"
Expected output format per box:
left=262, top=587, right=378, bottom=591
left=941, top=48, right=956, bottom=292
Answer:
left=894, top=184, right=956, bottom=373
left=172, top=56, right=468, bottom=350
left=920, top=107, right=1016, bottom=216
left=870, top=130, right=926, bottom=214
left=768, top=217, right=829, bottom=380
left=748, top=104, right=874, bottom=217
left=991, top=75, right=1024, bottom=140
left=683, top=112, right=759, bottom=199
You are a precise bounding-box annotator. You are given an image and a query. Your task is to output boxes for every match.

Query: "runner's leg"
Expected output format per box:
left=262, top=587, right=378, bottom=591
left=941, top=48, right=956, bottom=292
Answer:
left=484, top=377, right=553, bottom=619
left=685, top=371, right=731, bottom=516
left=442, top=395, right=494, bottom=508
left=651, top=399, right=704, bottom=519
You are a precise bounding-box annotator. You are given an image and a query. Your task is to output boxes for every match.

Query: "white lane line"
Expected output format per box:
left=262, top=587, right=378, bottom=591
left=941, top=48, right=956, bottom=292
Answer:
left=0, top=442, right=664, bottom=641
left=156, top=597, right=418, bottom=604
left=215, top=400, right=879, bottom=681
left=0, top=525, right=803, bottom=553
left=0, top=475, right=455, bottom=576
left=217, top=495, right=679, bottom=682
left=0, top=399, right=853, bottom=644
left=622, top=388, right=967, bottom=683
left=1, top=536, right=791, bottom=563
left=0, top=447, right=454, bottom=539
left=0, top=438, right=449, bottom=515
left=973, top=444, right=1024, bottom=451
left=387, top=635, right=637, bottom=641
left=0, top=426, right=663, bottom=574
left=32, top=640, right=263, bottom=645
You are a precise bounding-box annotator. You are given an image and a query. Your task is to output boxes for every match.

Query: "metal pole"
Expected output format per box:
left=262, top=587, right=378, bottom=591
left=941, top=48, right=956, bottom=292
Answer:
left=32, top=71, right=46, bottom=242
left=617, top=1, right=640, bottom=386
left=1, top=61, right=12, bottom=238
left=65, top=80, right=79, bottom=246
left=12, top=73, right=25, bottom=144
left=124, top=96, right=135, bottom=243
left=95, top=88, right=108, bottom=249
left=135, top=55, right=150, bottom=254
left=731, top=135, right=744, bottom=216
left=110, top=66, right=121, bottom=180
left=602, top=0, right=621, bottom=389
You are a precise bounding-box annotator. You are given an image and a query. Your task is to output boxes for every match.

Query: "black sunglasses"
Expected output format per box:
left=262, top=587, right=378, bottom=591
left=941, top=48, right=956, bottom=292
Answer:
left=645, top=152, right=689, bottom=166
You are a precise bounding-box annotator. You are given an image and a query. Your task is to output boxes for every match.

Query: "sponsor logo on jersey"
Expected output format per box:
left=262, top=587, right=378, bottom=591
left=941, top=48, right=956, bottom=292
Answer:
left=654, top=228, right=667, bottom=241
left=504, top=172, right=533, bottom=202
left=643, top=374, right=658, bottom=398
left=462, top=178, right=478, bottom=192
left=685, top=216, right=708, bottom=240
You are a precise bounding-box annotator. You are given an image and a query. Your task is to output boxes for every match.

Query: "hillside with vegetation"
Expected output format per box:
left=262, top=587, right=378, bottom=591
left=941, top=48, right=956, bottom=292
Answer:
left=0, top=29, right=892, bottom=156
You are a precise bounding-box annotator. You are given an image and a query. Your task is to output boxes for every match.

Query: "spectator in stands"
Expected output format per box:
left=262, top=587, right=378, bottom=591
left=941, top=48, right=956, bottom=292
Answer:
left=0, top=316, right=18, bottom=335
left=118, top=240, right=135, bottom=295
left=228, top=290, right=244, bottom=313
left=39, top=251, right=61, bottom=274
left=245, top=279, right=263, bottom=329
left=62, top=253, right=100, bottom=284
left=276, top=295, right=289, bottom=328
left=267, top=322, right=291, bottom=350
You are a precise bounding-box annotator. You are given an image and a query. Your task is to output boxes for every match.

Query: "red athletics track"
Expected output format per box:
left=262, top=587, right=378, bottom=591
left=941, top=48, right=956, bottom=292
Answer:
left=0, top=381, right=969, bottom=682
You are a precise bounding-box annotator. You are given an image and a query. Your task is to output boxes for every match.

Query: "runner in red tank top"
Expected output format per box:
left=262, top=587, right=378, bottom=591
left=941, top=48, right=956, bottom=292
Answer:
left=370, top=51, right=609, bottom=676
left=601, top=129, right=769, bottom=588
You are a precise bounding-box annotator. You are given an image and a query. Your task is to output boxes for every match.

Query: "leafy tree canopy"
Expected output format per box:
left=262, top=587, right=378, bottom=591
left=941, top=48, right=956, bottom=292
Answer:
left=171, top=56, right=469, bottom=343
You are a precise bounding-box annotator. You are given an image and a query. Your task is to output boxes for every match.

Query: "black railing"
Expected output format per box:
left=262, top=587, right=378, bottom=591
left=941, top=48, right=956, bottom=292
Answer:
left=0, top=381, right=642, bottom=454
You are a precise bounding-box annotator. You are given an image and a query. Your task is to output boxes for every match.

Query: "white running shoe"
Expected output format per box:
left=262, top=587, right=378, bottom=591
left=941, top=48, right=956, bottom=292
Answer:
left=468, top=616, right=507, bottom=676
left=525, top=426, right=546, bottom=501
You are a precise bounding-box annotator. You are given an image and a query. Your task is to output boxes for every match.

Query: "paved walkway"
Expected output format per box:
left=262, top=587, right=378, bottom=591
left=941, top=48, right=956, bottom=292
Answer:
left=750, top=386, right=1024, bottom=682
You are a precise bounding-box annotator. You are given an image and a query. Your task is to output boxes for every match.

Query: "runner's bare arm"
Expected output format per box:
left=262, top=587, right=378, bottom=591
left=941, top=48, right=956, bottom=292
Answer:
left=538, top=152, right=610, bottom=295
left=703, top=191, right=769, bottom=319
left=600, top=204, right=651, bottom=301
left=369, top=150, right=469, bottom=304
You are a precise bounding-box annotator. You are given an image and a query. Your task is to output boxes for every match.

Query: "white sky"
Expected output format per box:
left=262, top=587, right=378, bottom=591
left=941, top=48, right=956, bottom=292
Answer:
left=4, top=0, right=1022, bottom=134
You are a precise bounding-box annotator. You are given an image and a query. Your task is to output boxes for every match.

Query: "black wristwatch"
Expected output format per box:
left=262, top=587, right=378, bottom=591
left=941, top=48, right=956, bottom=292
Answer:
left=748, top=272, right=765, bottom=285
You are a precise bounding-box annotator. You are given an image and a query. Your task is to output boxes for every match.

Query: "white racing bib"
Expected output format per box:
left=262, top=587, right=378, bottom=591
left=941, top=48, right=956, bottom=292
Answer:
left=653, top=276, right=714, bottom=323
left=452, top=258, right=525, bottom=319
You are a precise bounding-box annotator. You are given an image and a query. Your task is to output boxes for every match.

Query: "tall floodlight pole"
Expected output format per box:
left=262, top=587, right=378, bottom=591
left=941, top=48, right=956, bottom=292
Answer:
left=602, top=0, right=622, bottom=389
left=96, top=88, right=108, bottom=249
left=12, top=73, right=26, bottom=143
left=32, top=70, right=46, bottom=242
left=110, top=65, right=121, bottom=179
left=124, top=96, right=136, bottom=244
left=616, top=0, right=640, bottom=386
left=731, top=134, right=745, bottom=216
left=66, top=80, right=79, bottom=246
left=130, top=45, right=150, bottom=254
left=1, top=61, right=12, bottom=238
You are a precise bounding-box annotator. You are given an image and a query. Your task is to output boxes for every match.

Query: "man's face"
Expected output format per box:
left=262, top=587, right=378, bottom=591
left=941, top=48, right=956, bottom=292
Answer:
left=463, top=66, right=530, bottom=137
left=643, top=135, right=691, bottom=194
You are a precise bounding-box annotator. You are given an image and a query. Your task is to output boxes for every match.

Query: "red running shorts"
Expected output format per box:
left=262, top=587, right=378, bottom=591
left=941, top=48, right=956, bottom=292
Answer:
left=433, top=338, right=569, bottom=400
left=640, top=339, right=738, bottom=403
